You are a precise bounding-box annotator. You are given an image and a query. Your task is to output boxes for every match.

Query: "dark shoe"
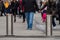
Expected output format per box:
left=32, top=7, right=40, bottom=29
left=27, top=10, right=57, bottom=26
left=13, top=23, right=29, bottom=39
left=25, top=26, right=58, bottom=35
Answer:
left=53, top=24, right=56, bottom=27
left=0, top=14, right=3, bottom=16
left=59, top=22, right=60, bottom=24
left=14, top=19, right=16, bottom=23
left=22, top=20, right=25, bottom=23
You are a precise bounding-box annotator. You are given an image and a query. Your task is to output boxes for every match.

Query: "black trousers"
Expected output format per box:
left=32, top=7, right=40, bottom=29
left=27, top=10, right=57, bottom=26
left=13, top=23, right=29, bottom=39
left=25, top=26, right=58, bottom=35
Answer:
left=12, top=9, right=17, bottom=22
left=58, top=14, right=60, bottom=24
left=52, top=15, right=56, bottom=27
left=19, top=11, right=25, bottom=21
left=0, top=10, right=3, bottom=16
left=57, top=10, right=60, bottom=24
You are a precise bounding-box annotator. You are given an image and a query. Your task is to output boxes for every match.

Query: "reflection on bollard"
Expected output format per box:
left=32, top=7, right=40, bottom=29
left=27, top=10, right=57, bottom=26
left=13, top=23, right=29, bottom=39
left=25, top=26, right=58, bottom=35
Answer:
left=6, top=14, right=8, bottom=35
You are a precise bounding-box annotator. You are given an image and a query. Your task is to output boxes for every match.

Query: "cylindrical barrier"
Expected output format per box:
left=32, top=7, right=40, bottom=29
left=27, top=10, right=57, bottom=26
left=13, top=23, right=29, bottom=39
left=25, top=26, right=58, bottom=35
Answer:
left=6, top=15, right=8, bottom=35
left=8, top=14, right=11, bottom=35
left=11, top=14, right=13, bottom=35
left=46, top=15, right=52, bottom=36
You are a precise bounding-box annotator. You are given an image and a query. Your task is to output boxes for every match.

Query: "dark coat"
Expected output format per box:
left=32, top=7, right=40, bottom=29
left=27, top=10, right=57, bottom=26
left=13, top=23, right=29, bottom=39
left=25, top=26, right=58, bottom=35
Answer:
left=11, top=1, right=19, bottom=11
left=10, top=1, right=19, bottom=14
left=22, top=0, right=38, bottom=12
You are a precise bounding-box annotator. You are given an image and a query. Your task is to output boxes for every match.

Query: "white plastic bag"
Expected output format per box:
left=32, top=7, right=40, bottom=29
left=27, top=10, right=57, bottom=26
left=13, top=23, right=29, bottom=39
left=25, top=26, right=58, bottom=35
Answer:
left=36, top=24, right=45, bottom=31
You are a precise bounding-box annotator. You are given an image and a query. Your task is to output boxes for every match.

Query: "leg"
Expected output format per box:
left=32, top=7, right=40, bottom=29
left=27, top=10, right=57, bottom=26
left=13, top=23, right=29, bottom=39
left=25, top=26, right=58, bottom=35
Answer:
left=14, top=14, right=16, bottom=22
left=59, top=14, right=60, bottom=24
left=1, top=10, right=3, bottom=16
left=25, top=12, right=29, bottom=29
left=22, top=12, right=25, bottom=23
left=13, top=10, right=16, bottom=23
left=28, top=12, right=34, bottom=30
left=19, top=10, right=22, bottom=18
left=52, top=16, right=56, bottom=27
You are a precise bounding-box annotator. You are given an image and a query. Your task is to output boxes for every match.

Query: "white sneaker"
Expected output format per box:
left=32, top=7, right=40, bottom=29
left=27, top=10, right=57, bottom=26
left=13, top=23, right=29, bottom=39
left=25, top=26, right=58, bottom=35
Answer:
left=53, top=27, right=56, bottom=29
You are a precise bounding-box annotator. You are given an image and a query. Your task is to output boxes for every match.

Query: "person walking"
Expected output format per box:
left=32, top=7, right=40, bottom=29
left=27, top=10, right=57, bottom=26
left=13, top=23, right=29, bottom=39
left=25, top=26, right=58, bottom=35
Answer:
left=18, top=0, right=25, bottom=23
left=22, top=0, right=38, bottom=30
left=39, top=0, right=56, bottom=28
left=4, top=0, right=10, bottom=16
left=11, top=0, right=19, bottom=22
left=0, top=0, right=4, bottom=16
left=56, top=0, right=60, bottom=24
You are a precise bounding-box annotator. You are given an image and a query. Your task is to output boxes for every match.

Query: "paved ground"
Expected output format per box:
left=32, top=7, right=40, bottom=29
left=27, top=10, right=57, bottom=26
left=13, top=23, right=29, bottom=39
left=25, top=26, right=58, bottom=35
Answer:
left=0, top=12, right=60, bottom=40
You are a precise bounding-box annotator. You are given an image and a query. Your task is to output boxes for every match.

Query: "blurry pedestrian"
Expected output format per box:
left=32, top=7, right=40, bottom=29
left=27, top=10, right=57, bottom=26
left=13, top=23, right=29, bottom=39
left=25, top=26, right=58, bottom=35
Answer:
left=11, top=0, right=19, bottom=22
left=56, top=0, right=60, bottom=24
left=18, top=0, right=25, bottom=23
left=22, top=0, right=38, bottom=30
left=4, top=0, right=10, bottom=16
left=39, top=0, right=56, bottom=28
left=0, top=0, right=4, bottom=16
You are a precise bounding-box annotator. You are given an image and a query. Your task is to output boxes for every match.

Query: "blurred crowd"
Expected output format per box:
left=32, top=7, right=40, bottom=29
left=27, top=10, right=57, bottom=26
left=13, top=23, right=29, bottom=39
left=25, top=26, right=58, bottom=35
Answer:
left=0, top=0, right=60, bottom=30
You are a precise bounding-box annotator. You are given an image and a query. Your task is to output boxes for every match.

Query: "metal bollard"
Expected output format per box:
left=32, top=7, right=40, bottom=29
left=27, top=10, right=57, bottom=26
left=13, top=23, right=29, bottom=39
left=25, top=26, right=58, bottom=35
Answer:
left=6, top=14, right=8, bottom=35
left=46, top=15, right=52, bottom=36
left=11, top=14, right=13, bottom=35
left=6, top=14, right=13, bottom=35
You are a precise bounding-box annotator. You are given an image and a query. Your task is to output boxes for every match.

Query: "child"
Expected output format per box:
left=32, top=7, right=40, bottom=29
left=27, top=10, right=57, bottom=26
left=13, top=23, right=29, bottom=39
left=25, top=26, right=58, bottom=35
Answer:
left=42, top=10, right=47, bottom=22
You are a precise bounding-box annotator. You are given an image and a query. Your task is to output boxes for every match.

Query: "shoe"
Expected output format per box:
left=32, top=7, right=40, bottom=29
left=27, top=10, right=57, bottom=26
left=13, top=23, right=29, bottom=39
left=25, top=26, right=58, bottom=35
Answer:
left=22, top=20, right=25, bottom=23
left=14, top=19, right=16, bottom=23
left=53, top=27, right=56, bottom=29
left=27, top=28, right=32, bottom=30
left=59, top=22, right=60, bottom=24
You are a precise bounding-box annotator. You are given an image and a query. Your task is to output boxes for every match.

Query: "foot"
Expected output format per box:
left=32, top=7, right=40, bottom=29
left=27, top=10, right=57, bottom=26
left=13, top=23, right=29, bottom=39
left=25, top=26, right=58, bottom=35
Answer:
left=53, top=27, right=56, bottom=29
left=22, top=20, right=25, bottom=23
left=27, top=28, right=32, bottom=30
left=1, top=14, right=3, bottom=16
left=14, top=19, right=16, bottom=23
left=59, top=22, right=60, bottom=24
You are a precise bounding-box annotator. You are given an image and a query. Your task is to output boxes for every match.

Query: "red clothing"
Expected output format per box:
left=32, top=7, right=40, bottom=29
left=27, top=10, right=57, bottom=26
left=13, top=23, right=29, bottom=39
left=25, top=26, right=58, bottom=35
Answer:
left=42, top=13, right=46, bottom=22
left=19, top=0, right=24, bottom=12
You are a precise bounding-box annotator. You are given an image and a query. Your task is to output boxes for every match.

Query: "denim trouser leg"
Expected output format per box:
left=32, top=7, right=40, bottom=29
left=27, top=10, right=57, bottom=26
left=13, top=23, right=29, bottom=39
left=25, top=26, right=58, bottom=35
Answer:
left=25, top=12, right=34, bottom=29
left=25, top=12, right=29, bottom=28
left=28, top=12, right=34, bottom=29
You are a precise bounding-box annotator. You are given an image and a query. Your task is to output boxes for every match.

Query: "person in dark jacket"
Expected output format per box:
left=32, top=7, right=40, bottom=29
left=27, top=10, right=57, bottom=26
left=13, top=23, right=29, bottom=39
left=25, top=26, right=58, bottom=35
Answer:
left=18, top=0, right=25, bottom=23
left=0, top=0, right=4, bottom=16
left=56, top=0, right=60, bottom=24
left=40, top=0, right=56, bottom=27
left=11, top=0, right=19, bottom=22
left=22, top=0, right=38, bottom=30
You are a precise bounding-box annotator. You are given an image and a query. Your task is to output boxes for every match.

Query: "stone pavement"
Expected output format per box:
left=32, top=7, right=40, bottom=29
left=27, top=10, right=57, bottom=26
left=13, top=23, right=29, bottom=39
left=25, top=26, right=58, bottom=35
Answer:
left=0, top=38, right=60, bottom=40
left=0, top=13, right=60, bottom=40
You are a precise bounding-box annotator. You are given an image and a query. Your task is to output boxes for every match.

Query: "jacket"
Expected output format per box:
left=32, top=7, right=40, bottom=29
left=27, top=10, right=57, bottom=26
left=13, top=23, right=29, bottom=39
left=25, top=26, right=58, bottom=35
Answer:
left=22, top=0, right=38, bottom=12
left=11, top=1, right=18, bottom=10
left=19, top=0, right=24, bottom=12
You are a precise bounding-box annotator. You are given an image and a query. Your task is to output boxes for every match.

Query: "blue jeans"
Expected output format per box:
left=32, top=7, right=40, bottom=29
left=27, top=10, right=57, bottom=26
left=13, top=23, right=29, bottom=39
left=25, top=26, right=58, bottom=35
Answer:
left=25, top=12, right=34, bottom=29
